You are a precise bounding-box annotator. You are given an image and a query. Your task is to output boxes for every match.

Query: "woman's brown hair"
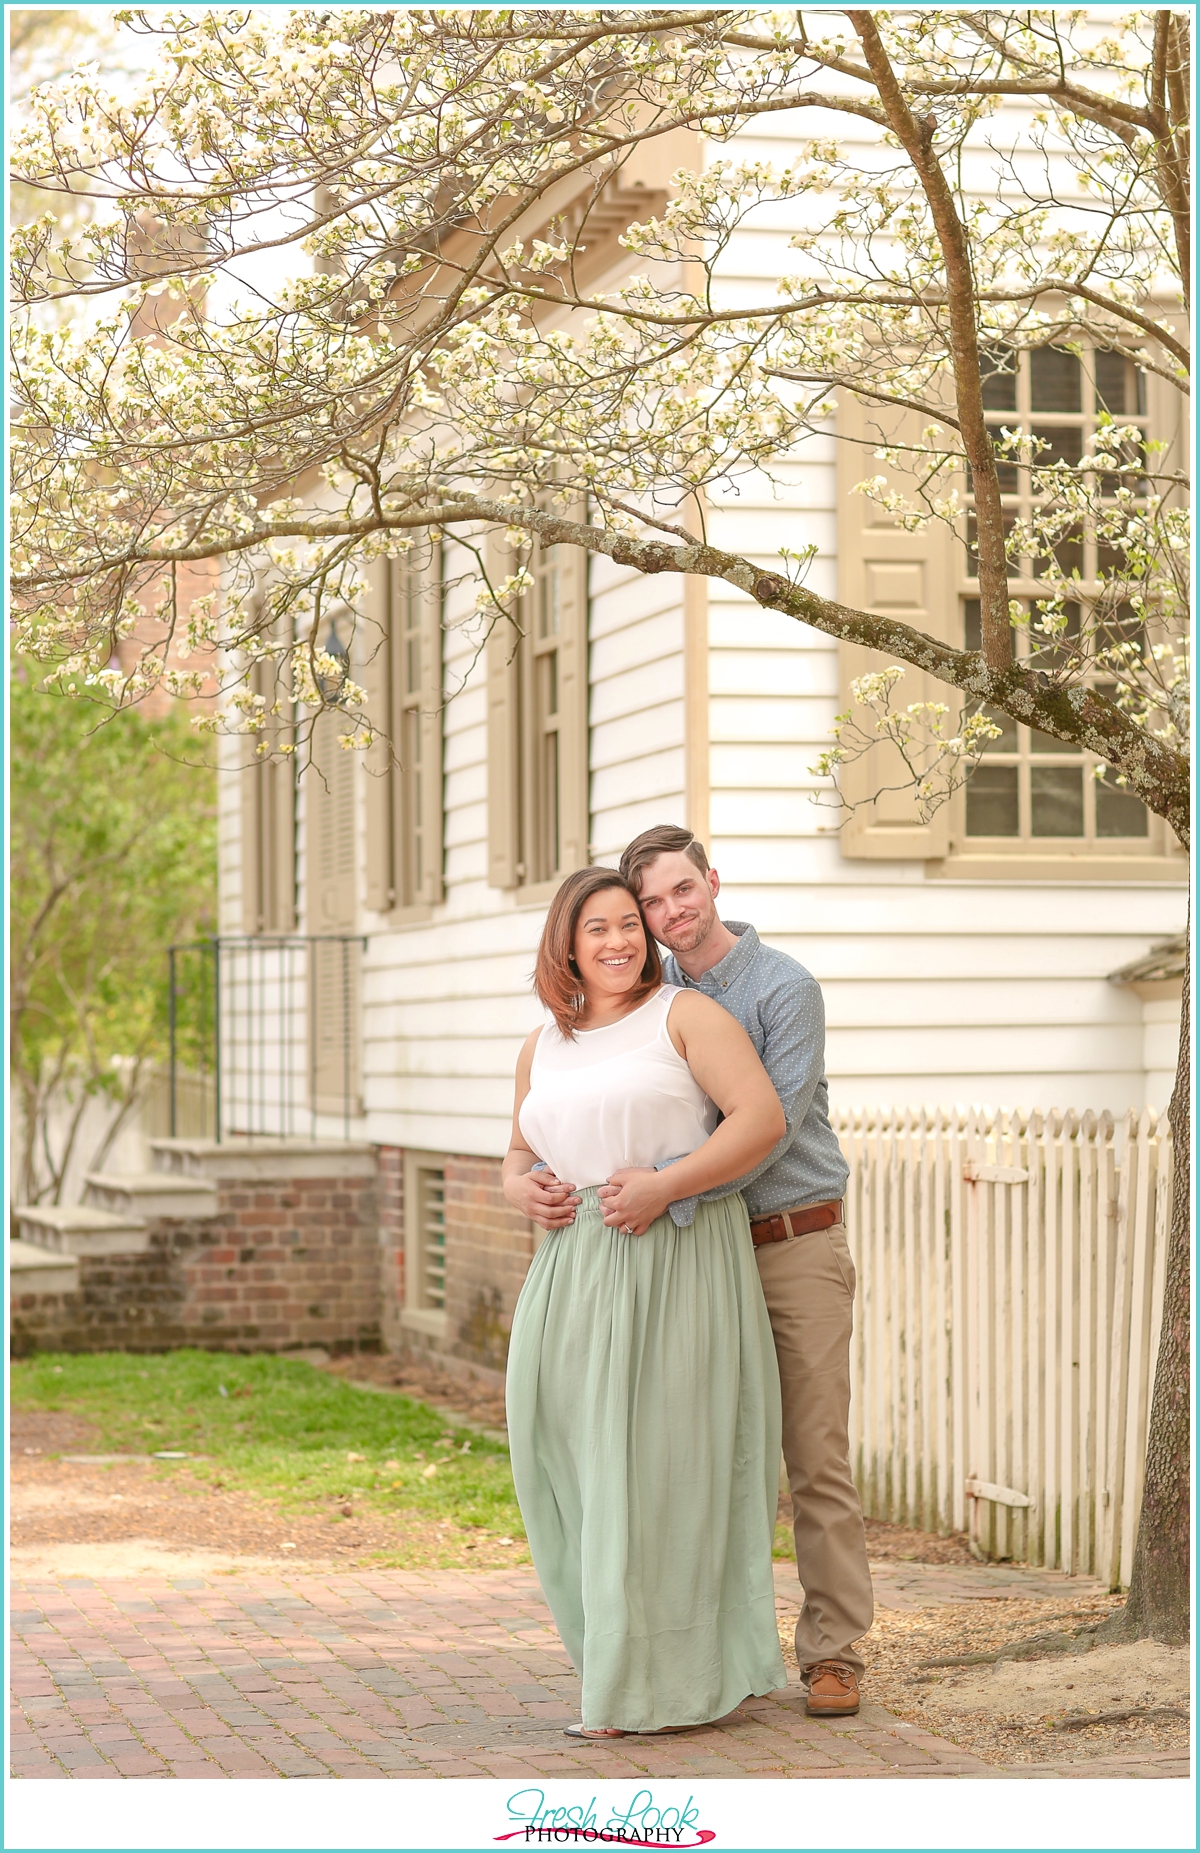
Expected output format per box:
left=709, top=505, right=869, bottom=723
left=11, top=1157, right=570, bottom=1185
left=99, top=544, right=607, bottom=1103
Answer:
left=534, top=866, right=661, bottom=1037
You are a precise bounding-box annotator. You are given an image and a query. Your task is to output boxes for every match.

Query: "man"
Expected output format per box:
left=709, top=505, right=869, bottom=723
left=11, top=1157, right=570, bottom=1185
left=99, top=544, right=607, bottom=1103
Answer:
left=623, top=824, right=871, bottom=1717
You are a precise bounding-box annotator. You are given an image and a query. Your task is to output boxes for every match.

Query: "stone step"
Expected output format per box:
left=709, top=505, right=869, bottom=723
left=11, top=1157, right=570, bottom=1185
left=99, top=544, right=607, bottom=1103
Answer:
left=9, top=1236, right=81, bottom=1295
left=150, top=1136, right=376, bottom=1182
left=82, top=1170, right=219, bottom=1220
left=15, top=1204, right=151, bottom=1259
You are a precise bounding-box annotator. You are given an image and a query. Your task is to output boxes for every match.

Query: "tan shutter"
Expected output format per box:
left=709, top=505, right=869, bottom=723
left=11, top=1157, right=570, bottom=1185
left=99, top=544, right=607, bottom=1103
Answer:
left=362, top=548, right=444, bottom=914
left=307, top=702, right=361, bottom=1112
left=836, top=393, right=955, bottom=858
left=362, top=558, right=395, bottom=914
left=486, top=532, right=521, bottom=890
left=412, top=544, right=445, bottom=905
left=555, top=505, right=590, bottom=873
left=240, top=655, right=296, bottom=932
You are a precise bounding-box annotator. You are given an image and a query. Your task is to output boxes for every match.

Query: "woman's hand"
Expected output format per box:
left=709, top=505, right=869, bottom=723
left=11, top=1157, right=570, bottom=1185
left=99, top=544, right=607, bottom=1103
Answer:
left=505, top=1166, right=581, bottom=1230
left=598, top=1168, right=671, bottom=1236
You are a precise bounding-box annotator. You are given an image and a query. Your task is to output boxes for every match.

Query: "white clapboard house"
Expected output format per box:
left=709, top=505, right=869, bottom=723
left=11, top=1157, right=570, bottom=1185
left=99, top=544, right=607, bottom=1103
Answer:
left=217, top=115, right=1187, bottom=1377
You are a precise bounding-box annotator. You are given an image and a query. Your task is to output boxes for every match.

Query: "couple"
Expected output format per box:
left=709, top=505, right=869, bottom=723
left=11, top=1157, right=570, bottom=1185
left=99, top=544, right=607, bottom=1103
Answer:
left=502, top=825, right=873, bottom=1740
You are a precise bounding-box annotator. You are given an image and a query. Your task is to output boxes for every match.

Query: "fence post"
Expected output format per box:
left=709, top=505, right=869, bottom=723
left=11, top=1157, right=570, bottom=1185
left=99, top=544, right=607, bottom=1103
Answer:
left=1119, top=1108, right=1162, bottom=1585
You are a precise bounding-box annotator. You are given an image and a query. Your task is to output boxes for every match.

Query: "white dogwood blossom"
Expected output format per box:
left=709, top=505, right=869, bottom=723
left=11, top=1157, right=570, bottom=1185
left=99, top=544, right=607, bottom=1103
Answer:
left=9, top=6, right=1189, bottom=841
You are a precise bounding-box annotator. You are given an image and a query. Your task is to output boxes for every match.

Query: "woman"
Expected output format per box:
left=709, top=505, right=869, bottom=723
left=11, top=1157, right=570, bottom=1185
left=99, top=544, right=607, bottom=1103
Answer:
left=502, top=866, right=788, bottom=1739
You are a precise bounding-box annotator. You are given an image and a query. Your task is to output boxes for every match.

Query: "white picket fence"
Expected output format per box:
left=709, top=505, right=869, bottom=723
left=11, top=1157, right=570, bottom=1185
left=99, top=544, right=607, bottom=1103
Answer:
left=835, top=1106, right=1173, bottom=1587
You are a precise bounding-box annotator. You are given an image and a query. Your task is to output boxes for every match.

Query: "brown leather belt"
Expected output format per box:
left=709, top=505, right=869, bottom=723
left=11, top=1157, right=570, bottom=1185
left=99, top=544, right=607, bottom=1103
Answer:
left=750, top=1199, right=843, bottom=1247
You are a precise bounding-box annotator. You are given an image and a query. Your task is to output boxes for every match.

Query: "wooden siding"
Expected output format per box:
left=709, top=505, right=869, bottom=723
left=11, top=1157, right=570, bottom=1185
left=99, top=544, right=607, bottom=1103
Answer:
left=358, top=536, right=692, bottom=1158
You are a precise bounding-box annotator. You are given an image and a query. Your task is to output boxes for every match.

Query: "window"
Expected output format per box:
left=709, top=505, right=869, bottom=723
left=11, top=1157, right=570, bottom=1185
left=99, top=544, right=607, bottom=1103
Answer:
left=401, top=1151, right=448, bottom=1338
left=966, top=344, right=1149, bottom=589
left=240, top=650, right=296, bottom=933
left=957, top=344, right=1177, bottom=861
left=962, top=600, right=1150, bottom=846
left=487, top=517, right=590, bottom=894
left=835, top=347, right=1183, bottom=873
left=364, top=550, right=444, bottom=918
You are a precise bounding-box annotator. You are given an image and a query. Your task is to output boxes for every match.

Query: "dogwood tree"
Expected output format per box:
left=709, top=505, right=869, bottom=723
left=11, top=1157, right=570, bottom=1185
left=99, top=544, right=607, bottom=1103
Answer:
left=11, top=7, right=1190, bottom=1640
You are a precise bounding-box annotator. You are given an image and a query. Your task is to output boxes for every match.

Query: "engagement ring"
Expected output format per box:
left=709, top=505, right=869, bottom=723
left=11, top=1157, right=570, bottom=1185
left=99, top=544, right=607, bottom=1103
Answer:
left=621, top=1223, right=634, bottom=1235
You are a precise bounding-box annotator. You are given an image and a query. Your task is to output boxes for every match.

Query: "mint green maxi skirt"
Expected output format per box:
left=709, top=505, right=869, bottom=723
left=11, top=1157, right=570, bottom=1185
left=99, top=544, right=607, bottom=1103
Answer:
left=505, top=1187, right=787, bottom=1731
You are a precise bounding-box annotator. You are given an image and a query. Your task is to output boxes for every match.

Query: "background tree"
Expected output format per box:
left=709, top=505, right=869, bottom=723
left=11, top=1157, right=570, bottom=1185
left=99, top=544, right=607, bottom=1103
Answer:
left=10, top=668, right=216, bottom=1207
left=10, top=7, right=1189, bottom=1639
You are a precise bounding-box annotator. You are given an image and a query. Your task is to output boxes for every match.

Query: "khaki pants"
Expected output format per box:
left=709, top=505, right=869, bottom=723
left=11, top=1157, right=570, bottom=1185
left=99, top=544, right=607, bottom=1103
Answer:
left=755, top=1221, right=873, bottom=1677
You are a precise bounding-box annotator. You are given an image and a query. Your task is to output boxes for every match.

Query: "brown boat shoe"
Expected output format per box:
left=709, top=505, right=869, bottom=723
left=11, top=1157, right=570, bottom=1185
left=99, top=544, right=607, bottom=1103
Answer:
left=804, top=1660, right=861, bottom=1716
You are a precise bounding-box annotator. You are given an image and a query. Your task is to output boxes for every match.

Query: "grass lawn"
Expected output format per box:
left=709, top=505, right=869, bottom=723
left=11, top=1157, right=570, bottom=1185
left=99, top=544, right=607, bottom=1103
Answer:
left=13, top=1349, right=796, bottom=1565
left=12, top=1349, right=525, bottom=1545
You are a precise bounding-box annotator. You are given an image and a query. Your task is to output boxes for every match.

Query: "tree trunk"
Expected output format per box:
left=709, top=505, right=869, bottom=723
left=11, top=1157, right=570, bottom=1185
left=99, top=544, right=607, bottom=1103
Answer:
left=1099, top=911, right=1190, bottom=1645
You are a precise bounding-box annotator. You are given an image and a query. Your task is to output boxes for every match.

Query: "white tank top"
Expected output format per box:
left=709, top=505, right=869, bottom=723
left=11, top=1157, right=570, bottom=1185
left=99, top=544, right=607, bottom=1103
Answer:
left=518, top=985, right=718, bottom=1188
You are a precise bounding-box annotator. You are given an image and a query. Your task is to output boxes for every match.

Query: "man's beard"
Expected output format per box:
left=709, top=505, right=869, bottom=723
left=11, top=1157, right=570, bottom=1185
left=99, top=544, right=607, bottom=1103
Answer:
left=657, top=912, right=713, bottom=955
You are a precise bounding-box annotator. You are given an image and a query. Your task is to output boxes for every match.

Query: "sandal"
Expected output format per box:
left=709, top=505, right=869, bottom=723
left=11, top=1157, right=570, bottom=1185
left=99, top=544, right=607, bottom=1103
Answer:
left=563, top=1721, right=694, bottom=1740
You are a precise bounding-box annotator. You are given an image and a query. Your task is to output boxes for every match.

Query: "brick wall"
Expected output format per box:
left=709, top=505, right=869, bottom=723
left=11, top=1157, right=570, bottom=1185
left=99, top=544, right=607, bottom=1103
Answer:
left=11, top=1172, right=381, bottom=1357
left=12, top=1142, right=539, bottom=1371
left=442, top=1154, right=535, bottom=1371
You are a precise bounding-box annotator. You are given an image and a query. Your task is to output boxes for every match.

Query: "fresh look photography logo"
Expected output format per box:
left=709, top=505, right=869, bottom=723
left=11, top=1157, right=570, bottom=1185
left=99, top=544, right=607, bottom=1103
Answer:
left=495, top=1788, right=715, bottom=1847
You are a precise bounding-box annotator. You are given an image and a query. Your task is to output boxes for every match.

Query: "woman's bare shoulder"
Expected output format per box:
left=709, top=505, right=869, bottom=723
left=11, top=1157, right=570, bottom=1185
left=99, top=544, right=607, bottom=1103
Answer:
left=665, top=985, right=743, bottom=1051
left=666, top=987, right=732, bottom=1028
left=518, top=1024, right=545, bottom=1063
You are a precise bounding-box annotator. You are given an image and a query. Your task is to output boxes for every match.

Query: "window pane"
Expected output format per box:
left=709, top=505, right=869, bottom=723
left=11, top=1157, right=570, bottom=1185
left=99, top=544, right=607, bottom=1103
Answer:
left=1096, top=615, right=1144, bottom=662
left=1035, top=528, right=1083, bottom=578
left=540, top=731, right=559, bottom=878
left=966, top=764, right=1019, bottom=836
left=538, top=551, right=560, bottom=639
left=1031, top=765, right=1084, bottom=835
left=980, top=349, right=1018, bottom=410
left=1096, top=780, right=1149, bottom=838
left=1031, top=347, right=1081, bottom=412
left=1032, top=425, right=1083, bottom=467
left=1096, top=537, right=1128, bottom=581
left=1094, top=350, right=1129, bottom=415
left=963, top=598, right=981, bottom=651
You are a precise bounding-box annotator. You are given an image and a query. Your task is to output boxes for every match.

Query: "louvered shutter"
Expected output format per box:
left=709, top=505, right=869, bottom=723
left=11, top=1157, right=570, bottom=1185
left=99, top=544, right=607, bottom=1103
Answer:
left=362, top=558, right=395, bottom=914
left=486, top=532, right=521, bottom=891
left=240, top=655, right=296, bottom=932
left=836, top=393, right=955, bottom=858
left=554, top=505, right=591, bottom=873
left=307, top=703, right=361, bottom=1113
left=363, top=549, right=445, bottom=915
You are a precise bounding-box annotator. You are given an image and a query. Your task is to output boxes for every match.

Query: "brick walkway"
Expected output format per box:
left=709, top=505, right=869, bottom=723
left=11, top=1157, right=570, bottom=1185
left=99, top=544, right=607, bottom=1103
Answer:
left=10, top=1562, right=1186, bottom=1781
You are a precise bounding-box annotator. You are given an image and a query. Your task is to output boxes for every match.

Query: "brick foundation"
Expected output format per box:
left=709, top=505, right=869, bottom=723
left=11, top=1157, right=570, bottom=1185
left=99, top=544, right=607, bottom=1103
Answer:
left=442, top=1154, right=534, bottom=1372
left=13, top=1140, right=538, bottom=1372
left=11, top=1171, right=381, bottom=1357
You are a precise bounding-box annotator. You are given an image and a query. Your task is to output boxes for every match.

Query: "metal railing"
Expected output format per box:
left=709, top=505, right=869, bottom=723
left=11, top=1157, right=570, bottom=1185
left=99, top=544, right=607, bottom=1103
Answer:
left=168, top=935, right=365, bottom=1142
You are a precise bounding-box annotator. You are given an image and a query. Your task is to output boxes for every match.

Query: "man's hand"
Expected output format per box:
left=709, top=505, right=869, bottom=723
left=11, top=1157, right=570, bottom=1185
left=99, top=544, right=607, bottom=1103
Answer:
left=597, top=1168, right=671, bottom=1236
left=504, top=1166, right=581, bottom=1231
